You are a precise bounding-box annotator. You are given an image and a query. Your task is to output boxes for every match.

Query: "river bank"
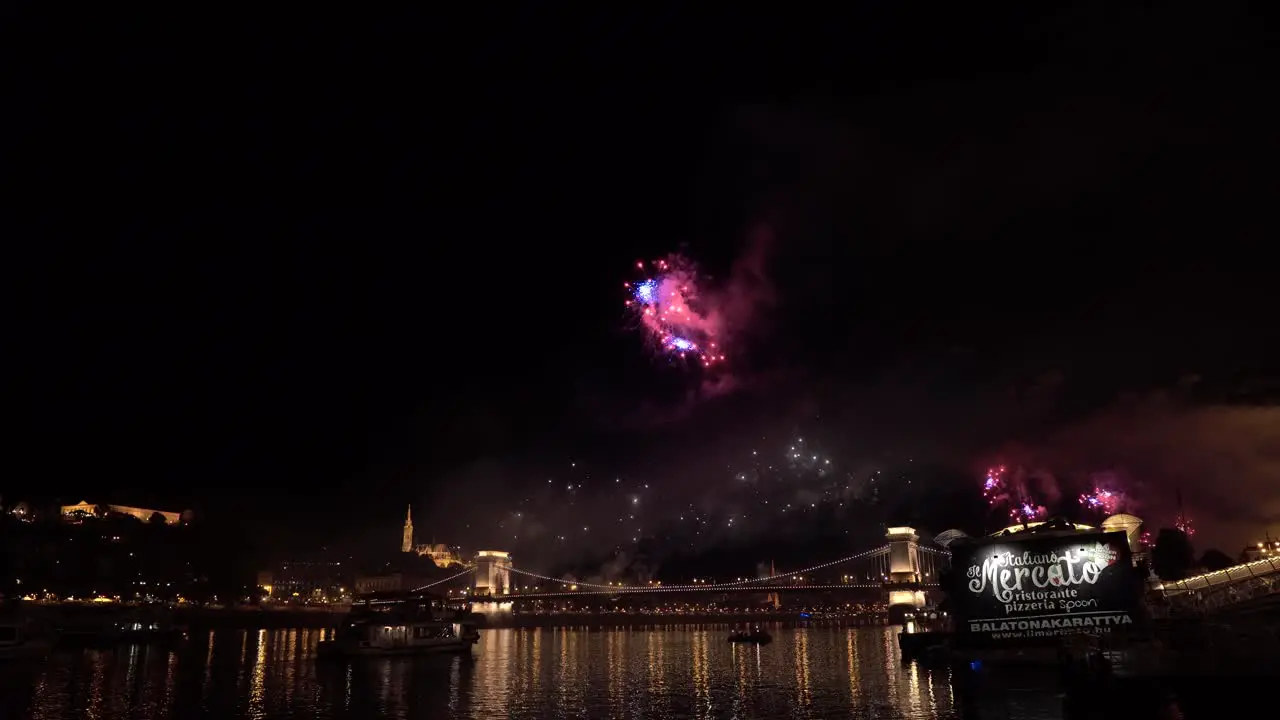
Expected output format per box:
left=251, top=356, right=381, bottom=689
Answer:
left=477, top=611, right=887, bottom=628
left=15, top=603, right=348, bottom=630
left=12, top=603, right=890, bottom=630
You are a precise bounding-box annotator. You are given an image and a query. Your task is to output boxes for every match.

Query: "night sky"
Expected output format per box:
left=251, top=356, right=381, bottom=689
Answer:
left=11, top=6, right=1277, bottom=564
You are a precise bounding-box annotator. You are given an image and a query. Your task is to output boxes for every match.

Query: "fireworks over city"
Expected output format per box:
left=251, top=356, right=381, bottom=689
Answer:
left=1076, top=470, right=1131, bottom=519
left=437, top=432, right=1206, bottom=573
left=624, top=256, right=727, bottom=367
left=469, top=429, right=932, bottom=575
left=429, top=439, right=1221, bottom=580
left=981, top=465, right=1046, bottom=523
left=981, top=465, right=1006, bottom=505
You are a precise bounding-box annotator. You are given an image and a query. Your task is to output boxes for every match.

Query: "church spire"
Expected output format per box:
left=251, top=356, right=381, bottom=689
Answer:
left=402, top=504, right=415, bottom=553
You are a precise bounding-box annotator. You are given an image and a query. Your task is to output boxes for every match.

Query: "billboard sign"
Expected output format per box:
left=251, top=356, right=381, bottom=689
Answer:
left=948, top=530, right=1139, bottom=643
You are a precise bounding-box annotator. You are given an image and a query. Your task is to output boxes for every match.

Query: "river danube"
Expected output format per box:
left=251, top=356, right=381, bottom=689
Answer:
left=4, top=626, right=1062, bottom=718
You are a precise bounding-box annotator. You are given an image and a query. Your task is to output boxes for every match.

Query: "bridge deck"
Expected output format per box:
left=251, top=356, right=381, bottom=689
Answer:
left=1156, top=556, right=1280, bottom=595
left=474, top=582, right=939, bottom=601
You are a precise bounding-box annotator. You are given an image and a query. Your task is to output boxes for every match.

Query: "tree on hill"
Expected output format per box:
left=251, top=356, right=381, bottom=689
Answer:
left=1199, top=548, right=1234, bottom=572
left=149, top=512, right=167, bottom=525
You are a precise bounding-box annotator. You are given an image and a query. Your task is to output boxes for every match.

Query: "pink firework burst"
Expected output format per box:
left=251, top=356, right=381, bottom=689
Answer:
left=983, top=465, right=1045, bottom=523
left=624, top=256, right=727, bottom=368
left=1078, top=488, right=1123, bottom=516
left=1175, top=514, right=1195, bottom=537
left=1011, top=501, right=1046, bottom=523
left=982, top=466, right=1007, bottom=507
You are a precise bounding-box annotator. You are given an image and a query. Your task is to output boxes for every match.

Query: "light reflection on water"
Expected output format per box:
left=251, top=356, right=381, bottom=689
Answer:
left=3, top=625, right=1065, bottom=719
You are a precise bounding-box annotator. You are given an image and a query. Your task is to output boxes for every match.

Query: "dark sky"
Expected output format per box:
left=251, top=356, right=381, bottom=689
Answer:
left=11, top=5, right=1278, bottom=558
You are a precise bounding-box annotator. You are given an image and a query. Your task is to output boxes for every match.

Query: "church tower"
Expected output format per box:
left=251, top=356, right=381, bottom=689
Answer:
left=401, top=505, right=415, bottom=553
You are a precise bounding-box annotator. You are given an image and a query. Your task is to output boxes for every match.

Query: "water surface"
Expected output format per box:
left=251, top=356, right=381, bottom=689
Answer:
left=4, top=626, right=1063, bottom=718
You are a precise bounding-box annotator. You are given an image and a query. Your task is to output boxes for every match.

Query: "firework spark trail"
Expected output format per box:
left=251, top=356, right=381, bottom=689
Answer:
left=982, top=466, right=1006, bottom=507
left=1175, top=515, right=1196, bottom=537
left=624, top=256, right=727, bottom=368
left=1011, top=501, right=1045, bottom=523
left=1078, top=488, right=1124, bottom=516
left=983, top=465, right=1045, bottom=523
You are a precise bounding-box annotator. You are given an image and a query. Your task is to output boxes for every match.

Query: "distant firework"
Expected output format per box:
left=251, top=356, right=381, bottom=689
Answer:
left=981, top=466, right=1006, bottom=507
left=1078, top=488, right=1123, bottom=516
left=624, top=256, right=726, bottom=368
left=1175, top=515, right=1196, bottom=537
left=1011, top=502, right=1045, bottom=523
left=983, top=465, right=1045, bottom=523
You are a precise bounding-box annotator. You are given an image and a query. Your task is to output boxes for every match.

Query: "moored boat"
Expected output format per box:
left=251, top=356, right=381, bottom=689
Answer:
left=318, top=592, right=480, bottom=658
left=728, top=625, right=772, bottom=645
left=115, top=617, right=188, bottom=646
left=55, top=608, right=187, bottom=648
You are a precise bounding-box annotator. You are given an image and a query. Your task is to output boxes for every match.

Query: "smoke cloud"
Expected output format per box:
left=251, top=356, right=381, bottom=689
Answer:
left=1023, top=400, right=1280, bottom=550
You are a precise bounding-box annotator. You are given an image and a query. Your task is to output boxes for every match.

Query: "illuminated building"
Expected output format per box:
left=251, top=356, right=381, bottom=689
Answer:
left=60, top=500, right=189, bottom=525
left=1101, top=514, right=1144, bottom=552
left=421, top=544, right=463, bottom=567
left=1242, top=539, right=1280, bottom=563
left=989, top=515, right=1148, bottom=564
left=990, top=518, right=1095, bottom=537
left=354, top=572, right=435, bottom=596
left=473, top=551, right=512, bottom=596
left=255, top=571, right=274, bottom=598
left=257, top=559, right=349, bottom=602
left=402, top=505, right=414, bottom=552
left=399, top=505, right=464, bottom=566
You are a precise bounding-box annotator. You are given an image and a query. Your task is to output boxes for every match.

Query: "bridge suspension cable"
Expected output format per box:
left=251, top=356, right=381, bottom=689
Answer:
left=505, top=544, right=890, bottom=592
left=912, top=544, right=951, bottom=583
left=409, top=566, right=476, bottom=592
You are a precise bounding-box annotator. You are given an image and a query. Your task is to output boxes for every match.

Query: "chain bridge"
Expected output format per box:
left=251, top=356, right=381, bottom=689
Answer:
left=412, top=526, right=949, bottom=611
left=407, top=525, right=1280, bottom=616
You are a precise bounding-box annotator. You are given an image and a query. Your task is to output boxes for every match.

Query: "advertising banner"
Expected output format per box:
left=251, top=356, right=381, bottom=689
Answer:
left=948, top=530, right=1140, bottom=643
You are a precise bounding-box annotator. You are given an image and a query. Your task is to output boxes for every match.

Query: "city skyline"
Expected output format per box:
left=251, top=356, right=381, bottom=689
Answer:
left=11, top=3, right=1277, bottom=565
left=4, top=8, right=1276, bottom=719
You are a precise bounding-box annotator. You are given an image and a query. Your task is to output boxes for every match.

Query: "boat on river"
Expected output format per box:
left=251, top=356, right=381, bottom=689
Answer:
left=55, top=607, right=187, bottom=648
left=0, top=620, right=52, bottom=661
left=728, top=625, right=772, bottom=645
left=318, top=592, right=480, bottom=658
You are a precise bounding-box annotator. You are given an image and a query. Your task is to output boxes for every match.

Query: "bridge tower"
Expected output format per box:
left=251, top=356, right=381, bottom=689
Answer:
left=472, top=551, right=512, bottom=597
left=765, top=560, right=781, bottom=609
left=884, top=526, right=926, bottom=622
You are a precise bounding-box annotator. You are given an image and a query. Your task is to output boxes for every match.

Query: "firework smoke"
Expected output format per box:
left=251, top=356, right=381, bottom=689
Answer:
left=1076, top=470, right=1132, bottom=518
left=625, top=256, right=727, bottom=368
left=622, top=229, right=775, bottom=386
